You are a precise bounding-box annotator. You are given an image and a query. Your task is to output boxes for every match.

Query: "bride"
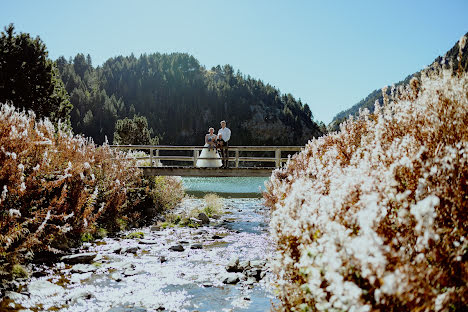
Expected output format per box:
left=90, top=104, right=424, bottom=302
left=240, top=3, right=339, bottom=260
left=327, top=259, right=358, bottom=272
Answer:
left=196, top=128, right=222, bottom=168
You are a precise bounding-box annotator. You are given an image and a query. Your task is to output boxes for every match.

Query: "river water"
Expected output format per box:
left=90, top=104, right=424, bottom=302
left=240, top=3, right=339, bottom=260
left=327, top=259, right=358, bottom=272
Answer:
left=1, top=177, right=277, bottom=312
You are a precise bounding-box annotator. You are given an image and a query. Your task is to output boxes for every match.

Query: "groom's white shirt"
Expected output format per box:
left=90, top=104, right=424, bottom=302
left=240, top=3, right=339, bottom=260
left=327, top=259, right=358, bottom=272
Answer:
left=218, top=127, right=231, bottom=142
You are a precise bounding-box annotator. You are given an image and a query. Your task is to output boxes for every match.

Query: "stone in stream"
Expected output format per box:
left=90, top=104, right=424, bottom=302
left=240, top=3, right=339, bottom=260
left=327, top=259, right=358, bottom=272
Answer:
left=239, top=260, right=251, bottom=271
left=169, top=245, right=185, bottom=252
left=138, top=239, right=159, bottom=245
left=123, top=269, right=141, bottom=277
left=4, top=291, right=28, bottom=301
left=190, top=217, right=203, bottom=225
left=160, top=256, right=167, bottom=263
left=211, top=235, right=222, bottom=240
left=111, top=273, right=123, bottom=282
left=226, top=257, right=243, bottom=273
left=250, top=259, right=266, bottom=269
left=245, top=268, right=263, bottom=281
left=150, top=225, right=161, bottom=231
left=190, top=243, right=203, bottom=249
left=60, top=252, right=96, bottom=264
left=27, top=280, right=64, bottom=297
left=222, top=273, right=242, bottom=284
left=108, top=308, right=147, bottom=312
left=67, top=289, right=93, bottom=302
left=121, top=246, right=139, bottom=254
left=71, top=263, right=97, bottom=274
left=197, top=212, right=210, bottom=224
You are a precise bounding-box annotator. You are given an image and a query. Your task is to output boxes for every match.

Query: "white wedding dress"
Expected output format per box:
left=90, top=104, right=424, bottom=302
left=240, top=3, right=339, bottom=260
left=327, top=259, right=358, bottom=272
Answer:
left=196, top=135, right=222, bottom=168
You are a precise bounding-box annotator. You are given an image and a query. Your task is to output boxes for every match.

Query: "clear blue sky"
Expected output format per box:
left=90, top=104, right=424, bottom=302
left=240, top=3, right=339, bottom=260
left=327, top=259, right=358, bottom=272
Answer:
left=2, top=0, right=467, bottom=123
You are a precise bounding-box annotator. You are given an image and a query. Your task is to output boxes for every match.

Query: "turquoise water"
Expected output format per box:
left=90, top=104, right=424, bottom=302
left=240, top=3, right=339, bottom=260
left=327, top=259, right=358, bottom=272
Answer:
left=182, top=177, right=269, bottom=198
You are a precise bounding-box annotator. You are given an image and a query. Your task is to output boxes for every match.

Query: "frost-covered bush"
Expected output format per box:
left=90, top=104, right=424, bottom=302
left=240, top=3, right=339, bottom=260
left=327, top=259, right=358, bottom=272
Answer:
left=0, top=104, right=182, bottom=266
left=265, top=68, right=467, bottom=310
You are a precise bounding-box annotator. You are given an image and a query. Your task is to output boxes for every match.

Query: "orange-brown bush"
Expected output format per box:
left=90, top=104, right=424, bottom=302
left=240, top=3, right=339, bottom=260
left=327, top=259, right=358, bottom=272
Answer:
left=265, top=59, right=467, bottom=310
left=0, top=104, right=183, bottom=267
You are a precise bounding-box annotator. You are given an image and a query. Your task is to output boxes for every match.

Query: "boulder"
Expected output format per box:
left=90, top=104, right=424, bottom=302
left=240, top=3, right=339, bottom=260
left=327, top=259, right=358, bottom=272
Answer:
left=197, top=212, right=210, bottom=224
left=121, top=246, right=139, bottom=254
left=239, top=260, right=250, bottom=271
left=60, top=253, right=96, bottom=264
left=222, top=273, right=241, bottom=284
left=71, top=264, right=96, bottom=274
left=107, top=308, right=147, bottom=312
left=190, top=244, right=203, bottom=249
left=226, top=257, right=242, bottom=273
left=169, top=245, right=185, bottom=252
left=27, top=280, right=64, bottom=297
left=250, top=260, right=266, bottom=269
left=4, top=291, right=28, bottom=301
left=138, top=239, right=159, bottom=245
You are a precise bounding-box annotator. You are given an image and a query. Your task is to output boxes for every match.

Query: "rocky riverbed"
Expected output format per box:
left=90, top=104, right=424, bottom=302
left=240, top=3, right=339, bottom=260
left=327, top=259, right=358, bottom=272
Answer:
left=0, top=197, right=277, bottom=312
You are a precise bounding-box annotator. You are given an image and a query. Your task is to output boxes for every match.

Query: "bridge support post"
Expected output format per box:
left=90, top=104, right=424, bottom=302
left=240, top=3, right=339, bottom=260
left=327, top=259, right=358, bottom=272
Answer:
left=150, top=148, right=153, bottom=167
left=193, top=149, right=198, bottom=167
left=275, top=149, right=281, bottom=168
left=155, top=149, right=159, bottom=166
left=235, top=150, right=239, bottom=168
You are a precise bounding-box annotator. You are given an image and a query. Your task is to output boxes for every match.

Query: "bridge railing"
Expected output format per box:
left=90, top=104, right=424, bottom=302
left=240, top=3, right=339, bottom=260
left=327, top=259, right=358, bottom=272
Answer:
left=109, top=145, right=302, bottom=168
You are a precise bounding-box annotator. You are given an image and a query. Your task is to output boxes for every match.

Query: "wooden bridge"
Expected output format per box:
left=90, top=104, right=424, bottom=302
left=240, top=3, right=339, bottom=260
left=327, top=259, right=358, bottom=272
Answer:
left=110, top=145, right=302, bottom=177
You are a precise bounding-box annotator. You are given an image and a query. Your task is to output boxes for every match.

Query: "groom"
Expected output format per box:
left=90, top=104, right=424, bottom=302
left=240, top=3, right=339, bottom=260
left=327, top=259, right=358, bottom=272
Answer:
left=217, top=120, right=231, bottom=168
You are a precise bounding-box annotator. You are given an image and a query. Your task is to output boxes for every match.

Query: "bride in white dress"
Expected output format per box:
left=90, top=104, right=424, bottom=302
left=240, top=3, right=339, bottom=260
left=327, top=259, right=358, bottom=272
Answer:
left=196, top=128, right=223, bottom=168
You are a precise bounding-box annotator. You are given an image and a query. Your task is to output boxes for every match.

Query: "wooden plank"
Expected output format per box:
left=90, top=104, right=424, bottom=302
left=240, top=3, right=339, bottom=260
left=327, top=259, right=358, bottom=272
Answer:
left=141, top=166, right=274, bottom=177
left=111, top=145, right=302, bottom=152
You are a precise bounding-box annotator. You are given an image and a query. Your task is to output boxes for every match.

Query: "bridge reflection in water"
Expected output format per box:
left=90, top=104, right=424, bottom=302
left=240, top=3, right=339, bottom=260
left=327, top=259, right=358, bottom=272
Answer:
left=110, top=145, right=302, bottom=177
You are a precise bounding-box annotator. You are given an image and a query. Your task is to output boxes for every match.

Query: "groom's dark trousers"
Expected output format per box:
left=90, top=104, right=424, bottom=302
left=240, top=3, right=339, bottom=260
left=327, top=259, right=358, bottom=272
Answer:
left=220, top=140, right=229, bottom=168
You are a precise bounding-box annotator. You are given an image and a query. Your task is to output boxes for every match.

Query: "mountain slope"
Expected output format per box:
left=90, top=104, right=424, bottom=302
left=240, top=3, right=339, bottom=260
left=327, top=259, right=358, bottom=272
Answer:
left=57, top=53, right=322, bottom=145
left=330, top=32, right=468, bottom=130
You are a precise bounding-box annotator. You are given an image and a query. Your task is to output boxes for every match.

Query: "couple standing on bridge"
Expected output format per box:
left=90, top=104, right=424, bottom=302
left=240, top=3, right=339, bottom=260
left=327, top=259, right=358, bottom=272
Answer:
left=196, top=120, right=231, bottom=168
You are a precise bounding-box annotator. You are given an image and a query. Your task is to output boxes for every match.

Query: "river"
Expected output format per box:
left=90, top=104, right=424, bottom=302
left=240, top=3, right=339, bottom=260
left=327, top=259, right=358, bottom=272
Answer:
left=1, top=177, right=277, bottom=312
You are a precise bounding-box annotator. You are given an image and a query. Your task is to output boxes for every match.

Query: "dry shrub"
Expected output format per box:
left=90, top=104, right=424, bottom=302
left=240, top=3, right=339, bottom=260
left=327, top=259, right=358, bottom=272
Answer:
left=0, top=104, right=182, bottom=266
left=265, top=67, right=468, bottom=310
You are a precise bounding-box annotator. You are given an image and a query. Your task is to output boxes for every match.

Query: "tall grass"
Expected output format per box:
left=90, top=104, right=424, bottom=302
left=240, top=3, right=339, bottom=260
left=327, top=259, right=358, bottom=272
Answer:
left=0, top=103, right=183, bottom=270
left=265, top=59, right=467, bottom=310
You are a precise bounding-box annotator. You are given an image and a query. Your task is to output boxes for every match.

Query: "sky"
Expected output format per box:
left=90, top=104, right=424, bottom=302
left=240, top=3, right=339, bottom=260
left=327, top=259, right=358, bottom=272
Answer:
left=1, top=0, right=467, bottom=124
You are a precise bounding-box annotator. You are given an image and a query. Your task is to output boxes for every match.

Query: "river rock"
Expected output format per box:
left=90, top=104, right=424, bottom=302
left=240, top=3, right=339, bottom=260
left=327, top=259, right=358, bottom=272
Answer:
left=121, top=246, right=139, bottom=254
left=108, top=307, right=147, bottom=312
left=222, top=273, right=241, bottom=284
left=239, top=260, right=250, bottom=271
left=60, top=252, right=96, bottom=264
left=160, top=256, right=167, bottom=263
left=226, top=257, right=242, bottom=273
left=113, top=247, right=122, bottom=254
left=197, top=212, right=210, bottom=224
left=169, top=245, right=185, bottom=252
left=250, top=259, right=266, bottom=268
left=212, top=235, right=222, bottom=240
left=69, top=272, right=93, bottom=283
left=67, top=289, right=93, bottom=301
left=190, top=243, right=203, bottom=249
left=150, top=225, right=161, bottom=231
left=190, top=217, right=203, bottom=225
left=111, top=273, right=123, bottom=282
left=4, top=291, right=28, bottom=301
left=245, top=268, right=262, bottom=281
left=27, top=280, right=64, bottom=297
left=245, top=277, right=257, bottom=285
left=123, top=269, right=140, bottom=277
left=71, top=264, right=97, bottom=274
left=139, top=239, right=159, bottom=245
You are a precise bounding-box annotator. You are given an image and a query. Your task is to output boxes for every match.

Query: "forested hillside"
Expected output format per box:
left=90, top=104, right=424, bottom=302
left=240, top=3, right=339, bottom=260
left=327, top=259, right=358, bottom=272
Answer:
left=330, top=32, right=468, bottom=130
left=57, top=53, right=323, bottom=145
